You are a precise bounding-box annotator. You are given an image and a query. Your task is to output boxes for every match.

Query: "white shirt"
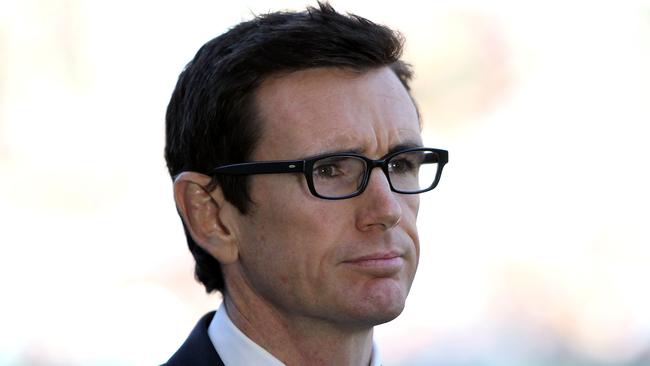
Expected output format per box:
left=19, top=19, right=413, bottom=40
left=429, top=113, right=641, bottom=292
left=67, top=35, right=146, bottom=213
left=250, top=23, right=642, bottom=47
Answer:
left=208, top=303, right=382, bottom=366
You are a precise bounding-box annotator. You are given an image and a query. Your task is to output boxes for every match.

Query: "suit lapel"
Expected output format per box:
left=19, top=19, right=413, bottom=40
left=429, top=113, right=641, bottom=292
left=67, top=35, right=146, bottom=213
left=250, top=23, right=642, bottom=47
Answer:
left=164, top=312, right=225, bottom=366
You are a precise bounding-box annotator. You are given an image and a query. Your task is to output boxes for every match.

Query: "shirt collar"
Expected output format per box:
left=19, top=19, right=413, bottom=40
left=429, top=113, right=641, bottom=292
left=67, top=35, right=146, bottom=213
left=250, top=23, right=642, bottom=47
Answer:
left=207, top=302, right=382, bottom=366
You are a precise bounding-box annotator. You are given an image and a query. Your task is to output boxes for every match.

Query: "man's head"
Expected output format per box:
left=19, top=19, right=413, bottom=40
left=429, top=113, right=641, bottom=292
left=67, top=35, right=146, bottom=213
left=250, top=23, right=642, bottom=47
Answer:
left=165, top=2, right=417, bottom=295
left=165, top=2, right=451, bottom=332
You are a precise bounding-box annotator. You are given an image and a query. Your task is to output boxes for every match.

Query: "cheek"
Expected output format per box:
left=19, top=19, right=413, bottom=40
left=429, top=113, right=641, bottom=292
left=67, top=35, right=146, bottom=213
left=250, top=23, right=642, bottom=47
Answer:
left=405, top=194, right=420, bottom=216
left=400, top=195, right=421, bottom=268
left=239, top=204, right=344, bottom=305
left=258, top=174, right=350, bottom=233
left=400, top=194, right=420, bottom=229
left=247, top=178, right=346, bottom=265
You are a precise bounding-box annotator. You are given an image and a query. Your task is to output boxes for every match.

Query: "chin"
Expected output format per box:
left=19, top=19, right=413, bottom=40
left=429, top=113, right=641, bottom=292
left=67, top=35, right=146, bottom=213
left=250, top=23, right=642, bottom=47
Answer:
left=370, top=303, right=406, bottom=325
left=342, top=299, right=406, bottom=329
left=348, top=284, right=409, bottom=327
left=332, top=274, right=413, bottom=328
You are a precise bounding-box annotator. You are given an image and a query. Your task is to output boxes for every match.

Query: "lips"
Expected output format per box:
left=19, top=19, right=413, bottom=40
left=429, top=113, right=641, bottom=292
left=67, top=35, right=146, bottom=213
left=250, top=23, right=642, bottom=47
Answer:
left=343, top=251, right=404, bottom=275
left=347, top=251, right=401, bottom=262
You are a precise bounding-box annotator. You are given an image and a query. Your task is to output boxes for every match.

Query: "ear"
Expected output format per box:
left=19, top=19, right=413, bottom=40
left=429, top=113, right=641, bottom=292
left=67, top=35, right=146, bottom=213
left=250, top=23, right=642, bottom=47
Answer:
left=173, top=172, right=239, bottom=264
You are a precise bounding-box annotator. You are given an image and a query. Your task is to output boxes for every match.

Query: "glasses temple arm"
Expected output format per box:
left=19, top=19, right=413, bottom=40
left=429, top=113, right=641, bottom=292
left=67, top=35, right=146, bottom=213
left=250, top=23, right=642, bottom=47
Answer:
left=212, top=160, right=305, bottom=175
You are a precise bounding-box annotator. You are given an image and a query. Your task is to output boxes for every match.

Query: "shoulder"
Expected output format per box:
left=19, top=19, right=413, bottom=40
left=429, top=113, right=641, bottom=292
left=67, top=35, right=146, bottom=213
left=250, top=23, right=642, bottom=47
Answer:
left=162, top=311, right=225, bottom=366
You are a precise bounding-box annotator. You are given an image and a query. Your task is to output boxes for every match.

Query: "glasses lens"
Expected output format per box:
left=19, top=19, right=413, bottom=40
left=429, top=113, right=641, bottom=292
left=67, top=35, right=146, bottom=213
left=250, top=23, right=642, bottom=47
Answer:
left=388, top=150, right=439, bottom=192
left=312, top=156, right=366, bottom=198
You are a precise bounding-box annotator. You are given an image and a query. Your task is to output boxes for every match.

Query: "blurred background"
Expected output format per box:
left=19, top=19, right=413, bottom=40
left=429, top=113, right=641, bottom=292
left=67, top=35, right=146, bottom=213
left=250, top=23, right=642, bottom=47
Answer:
left=1, top=0, right=649, bottom=365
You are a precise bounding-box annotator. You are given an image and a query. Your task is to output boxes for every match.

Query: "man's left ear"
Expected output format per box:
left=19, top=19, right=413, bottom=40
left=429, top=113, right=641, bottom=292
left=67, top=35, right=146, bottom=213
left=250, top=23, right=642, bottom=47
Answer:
left=172, top=172, right=240, bottom=264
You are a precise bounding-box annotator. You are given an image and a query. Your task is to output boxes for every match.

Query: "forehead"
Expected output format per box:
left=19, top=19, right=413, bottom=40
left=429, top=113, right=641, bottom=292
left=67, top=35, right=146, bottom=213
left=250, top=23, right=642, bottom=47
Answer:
left=252, top=66, right=421, bottom=160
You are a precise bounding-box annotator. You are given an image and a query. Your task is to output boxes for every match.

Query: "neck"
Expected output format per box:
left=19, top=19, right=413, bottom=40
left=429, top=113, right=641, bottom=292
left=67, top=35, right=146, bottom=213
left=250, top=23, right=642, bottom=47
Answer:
left=223, top=293, right=374, bottom=366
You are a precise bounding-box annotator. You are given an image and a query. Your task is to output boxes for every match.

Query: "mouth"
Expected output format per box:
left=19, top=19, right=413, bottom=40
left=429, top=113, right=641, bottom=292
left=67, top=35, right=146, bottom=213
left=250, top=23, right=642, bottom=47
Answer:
left=343, top=251, right=404, bottom=276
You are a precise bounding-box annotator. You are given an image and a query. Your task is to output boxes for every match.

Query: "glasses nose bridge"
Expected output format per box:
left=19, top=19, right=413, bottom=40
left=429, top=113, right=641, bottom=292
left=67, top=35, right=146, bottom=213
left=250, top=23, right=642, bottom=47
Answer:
left=361, top=157, right=392, bottom=191
left=367, top=157, right=389, bottom=173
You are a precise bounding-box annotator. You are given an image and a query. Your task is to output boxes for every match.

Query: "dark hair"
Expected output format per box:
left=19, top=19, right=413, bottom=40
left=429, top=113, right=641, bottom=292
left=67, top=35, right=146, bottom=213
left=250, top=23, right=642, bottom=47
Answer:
left=165, top=1, right=414, bottom=293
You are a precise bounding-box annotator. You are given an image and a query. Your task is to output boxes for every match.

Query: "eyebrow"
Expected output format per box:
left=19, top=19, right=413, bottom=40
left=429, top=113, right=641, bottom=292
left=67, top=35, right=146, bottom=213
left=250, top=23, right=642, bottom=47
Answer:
left=305, top=141, right=424, bottom=160
left=387, top=142, right=423, bottom=155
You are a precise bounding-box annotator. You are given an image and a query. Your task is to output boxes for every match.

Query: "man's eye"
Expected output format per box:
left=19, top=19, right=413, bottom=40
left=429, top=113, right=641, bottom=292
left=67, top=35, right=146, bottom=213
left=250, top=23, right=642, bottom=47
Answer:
left=389, top=158, right=416, bottom=174
left=314, top=164, right=342, bottom=179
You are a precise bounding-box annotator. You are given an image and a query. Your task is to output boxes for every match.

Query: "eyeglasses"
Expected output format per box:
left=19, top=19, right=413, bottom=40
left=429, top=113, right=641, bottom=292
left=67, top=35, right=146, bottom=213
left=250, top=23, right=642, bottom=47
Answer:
left=212, top=147, right=448, bottom=200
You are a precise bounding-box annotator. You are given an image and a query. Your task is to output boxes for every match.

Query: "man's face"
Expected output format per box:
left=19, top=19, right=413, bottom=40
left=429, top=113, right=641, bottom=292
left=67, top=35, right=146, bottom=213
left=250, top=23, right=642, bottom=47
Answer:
left=226, top=66, right=422, bottom=329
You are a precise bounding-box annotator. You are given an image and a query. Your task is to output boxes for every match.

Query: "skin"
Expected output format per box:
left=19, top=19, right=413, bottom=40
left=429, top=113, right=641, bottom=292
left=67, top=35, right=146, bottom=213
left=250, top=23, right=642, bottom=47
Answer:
left=175, top=66, right=422, bottom=365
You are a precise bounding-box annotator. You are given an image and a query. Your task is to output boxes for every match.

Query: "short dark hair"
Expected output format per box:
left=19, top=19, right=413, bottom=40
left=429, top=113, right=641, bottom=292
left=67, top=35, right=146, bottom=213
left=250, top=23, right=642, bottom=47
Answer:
left=165, top=1, right=415, bottom=294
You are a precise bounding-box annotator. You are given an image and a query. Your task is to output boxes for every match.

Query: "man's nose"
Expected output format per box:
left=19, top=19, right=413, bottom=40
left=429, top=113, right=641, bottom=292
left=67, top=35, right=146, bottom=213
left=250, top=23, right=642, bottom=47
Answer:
left=355, top=167, right=402, bottom=231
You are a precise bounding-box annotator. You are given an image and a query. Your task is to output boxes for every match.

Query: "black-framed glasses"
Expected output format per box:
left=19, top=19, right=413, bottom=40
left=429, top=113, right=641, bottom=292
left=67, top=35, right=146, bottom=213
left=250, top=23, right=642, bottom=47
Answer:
left=212, top=147, right=448, bottom=200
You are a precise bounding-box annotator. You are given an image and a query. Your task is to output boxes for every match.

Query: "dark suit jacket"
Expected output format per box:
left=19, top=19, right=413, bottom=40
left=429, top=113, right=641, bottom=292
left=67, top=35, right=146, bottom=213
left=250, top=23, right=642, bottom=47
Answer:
left=164, top=311, right=225, bottom=366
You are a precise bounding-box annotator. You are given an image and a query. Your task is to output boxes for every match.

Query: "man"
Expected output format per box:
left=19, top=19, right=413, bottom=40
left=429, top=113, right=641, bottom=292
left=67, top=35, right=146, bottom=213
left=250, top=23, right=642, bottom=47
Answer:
left=164, top=2, right=448, bottom=365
